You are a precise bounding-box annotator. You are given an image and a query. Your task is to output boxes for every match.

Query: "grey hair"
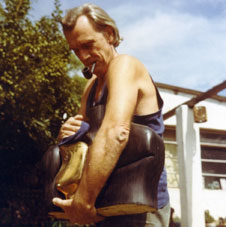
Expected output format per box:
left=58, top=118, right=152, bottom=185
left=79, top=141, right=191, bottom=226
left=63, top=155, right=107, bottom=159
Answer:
left=61, top=3, right=122, bottom=47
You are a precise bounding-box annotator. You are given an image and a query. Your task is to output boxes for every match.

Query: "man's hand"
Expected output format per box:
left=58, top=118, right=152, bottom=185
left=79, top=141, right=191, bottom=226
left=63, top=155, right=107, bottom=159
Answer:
left=52, top=195, right=104, bottom=224
left=57, top=114, right=84, bottom=142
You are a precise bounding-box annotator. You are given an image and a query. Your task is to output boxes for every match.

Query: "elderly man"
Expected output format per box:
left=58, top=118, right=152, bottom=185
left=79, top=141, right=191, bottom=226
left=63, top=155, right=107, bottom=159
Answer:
left=53, top=3, right=170, bottom=226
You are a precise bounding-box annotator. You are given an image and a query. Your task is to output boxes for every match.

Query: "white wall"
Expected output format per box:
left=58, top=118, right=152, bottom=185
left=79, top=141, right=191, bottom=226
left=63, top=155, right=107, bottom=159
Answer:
left=168, top=188, right=181, bottom=219
left=160, top=87, right=226, bottom=221
left=159, top=88, right=226, bottom=130
left=203, top=189, right=226, bottom=219
left=169, top=188, right=226, bottom=220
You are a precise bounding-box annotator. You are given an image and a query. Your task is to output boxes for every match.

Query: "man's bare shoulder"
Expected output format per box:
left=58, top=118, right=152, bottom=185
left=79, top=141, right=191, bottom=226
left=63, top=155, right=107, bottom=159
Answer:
left=110, top=54, right=143, bottom=68
left=107, top=54, right=148, bottom=81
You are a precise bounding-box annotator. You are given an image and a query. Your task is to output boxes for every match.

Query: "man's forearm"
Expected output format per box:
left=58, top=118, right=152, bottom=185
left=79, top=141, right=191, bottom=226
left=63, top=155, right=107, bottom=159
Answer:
left=75, top=124, right=130, bottom=206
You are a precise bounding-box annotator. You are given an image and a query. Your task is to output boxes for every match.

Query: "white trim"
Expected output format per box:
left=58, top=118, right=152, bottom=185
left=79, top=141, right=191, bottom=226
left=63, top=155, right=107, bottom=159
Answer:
left=201, top=142, right=226, bottom=148
left=202, top=173, right=226, bottom=177
left=202, top=159, right=226, bottom=163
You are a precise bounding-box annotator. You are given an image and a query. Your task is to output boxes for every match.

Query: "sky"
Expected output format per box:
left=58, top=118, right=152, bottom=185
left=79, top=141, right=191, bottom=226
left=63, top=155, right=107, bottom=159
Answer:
left=29, top=0, right=226, bottom=96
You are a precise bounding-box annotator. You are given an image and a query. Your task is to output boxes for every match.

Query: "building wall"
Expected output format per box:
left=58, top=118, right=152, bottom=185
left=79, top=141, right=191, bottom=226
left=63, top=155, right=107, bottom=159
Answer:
left=158, top=86, right=226, bottom=221
left=203, top=190, right=226, bottom=218
left=159, top=87, right=226, bottom=130
left=166, top=188, right=226, bottom=221
left=165, top=140, right=226, bottom=219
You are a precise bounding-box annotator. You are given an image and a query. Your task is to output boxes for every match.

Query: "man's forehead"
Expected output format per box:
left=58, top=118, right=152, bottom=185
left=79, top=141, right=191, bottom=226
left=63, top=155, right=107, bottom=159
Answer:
left=64, top=16, right=96, bottom=49
left=75, top=15, right=94, bottom=32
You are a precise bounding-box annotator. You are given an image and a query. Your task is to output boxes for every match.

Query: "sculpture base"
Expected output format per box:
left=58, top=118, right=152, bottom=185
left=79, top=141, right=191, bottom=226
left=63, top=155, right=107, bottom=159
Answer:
left=48, top=203, right=156, bottom=219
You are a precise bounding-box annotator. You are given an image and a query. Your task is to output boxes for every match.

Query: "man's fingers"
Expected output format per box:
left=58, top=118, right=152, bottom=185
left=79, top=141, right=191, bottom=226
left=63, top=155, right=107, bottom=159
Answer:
left=58, top=119, right=83, bottom=139
left=74, top=114, right=84, bottom=120
left=57, top=114, right=85, bottom=142
left=52, top=197, right=103, bottom=224
left=64, top=118, right=83, bottom=128
left=61, top=126, right=81, bottom=136
left=52, top=197, right=73, bottom=208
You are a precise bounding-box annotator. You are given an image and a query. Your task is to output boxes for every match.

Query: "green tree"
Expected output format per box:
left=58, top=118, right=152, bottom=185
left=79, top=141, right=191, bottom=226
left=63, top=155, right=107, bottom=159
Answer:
left=0, top=0, right=87, bottom=224
left=0, top=0, right=85, bottom=164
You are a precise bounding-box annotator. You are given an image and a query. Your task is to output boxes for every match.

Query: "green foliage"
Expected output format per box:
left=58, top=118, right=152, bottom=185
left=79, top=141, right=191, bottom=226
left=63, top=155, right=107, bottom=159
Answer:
left=205, top=210, right=215, bottom=223
left=0, top=0, right=85, bottom=161
left=0, top=1, right=87, bottom=224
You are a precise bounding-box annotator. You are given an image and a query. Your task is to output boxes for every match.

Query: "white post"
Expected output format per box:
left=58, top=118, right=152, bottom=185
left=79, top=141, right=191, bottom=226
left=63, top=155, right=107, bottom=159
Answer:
left=176, top=105, right=205, bottom=227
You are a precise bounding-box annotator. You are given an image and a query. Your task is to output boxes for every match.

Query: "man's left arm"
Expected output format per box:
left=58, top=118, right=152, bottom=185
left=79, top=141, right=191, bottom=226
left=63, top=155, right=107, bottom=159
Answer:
left=53, top=55, right=141, bottom=224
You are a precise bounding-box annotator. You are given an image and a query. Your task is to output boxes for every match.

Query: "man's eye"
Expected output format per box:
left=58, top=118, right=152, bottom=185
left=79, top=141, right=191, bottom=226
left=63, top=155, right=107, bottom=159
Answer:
left=83, top=42, right=93, bottom=49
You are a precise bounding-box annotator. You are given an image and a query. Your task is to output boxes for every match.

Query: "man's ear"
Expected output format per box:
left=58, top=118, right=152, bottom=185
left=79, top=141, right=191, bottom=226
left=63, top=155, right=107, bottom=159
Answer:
left=103, top=26, right=114, bottom=44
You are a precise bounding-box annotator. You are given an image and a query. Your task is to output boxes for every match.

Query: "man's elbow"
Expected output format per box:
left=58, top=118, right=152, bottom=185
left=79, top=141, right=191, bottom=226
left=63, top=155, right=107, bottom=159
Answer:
left=116, top=125, right=130, bottom=144
left=107, top=124, right=130, bottom=148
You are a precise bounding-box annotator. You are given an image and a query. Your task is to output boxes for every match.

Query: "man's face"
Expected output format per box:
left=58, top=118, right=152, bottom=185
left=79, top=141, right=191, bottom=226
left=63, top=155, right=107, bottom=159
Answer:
left=64, top=15, right=114, bottom=77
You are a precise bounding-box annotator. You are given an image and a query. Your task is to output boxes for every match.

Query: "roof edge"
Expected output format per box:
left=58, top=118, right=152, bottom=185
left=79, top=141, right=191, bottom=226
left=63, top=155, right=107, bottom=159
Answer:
left=155, top=82, right=226, bottom=102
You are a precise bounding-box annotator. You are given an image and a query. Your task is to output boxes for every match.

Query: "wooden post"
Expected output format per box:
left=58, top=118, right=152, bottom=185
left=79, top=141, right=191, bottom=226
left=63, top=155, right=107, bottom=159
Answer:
left=176, top=105, right=205, bottom=227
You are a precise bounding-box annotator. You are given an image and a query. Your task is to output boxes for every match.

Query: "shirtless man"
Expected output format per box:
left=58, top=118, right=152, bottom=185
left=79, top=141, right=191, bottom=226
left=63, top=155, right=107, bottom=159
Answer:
left=53, top=3, right=170, bottom=226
